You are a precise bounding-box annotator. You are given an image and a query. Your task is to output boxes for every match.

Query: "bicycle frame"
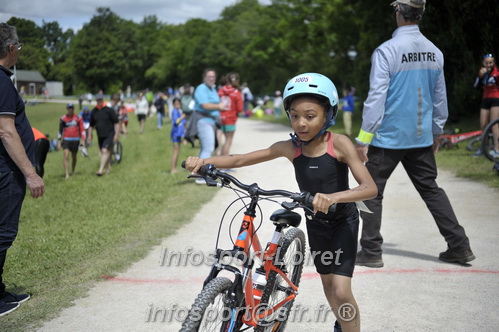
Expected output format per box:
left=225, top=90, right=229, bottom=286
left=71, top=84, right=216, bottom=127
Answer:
left=202, top=194, right=299, bottom=329
left=438, top=130, right=482, bottom=148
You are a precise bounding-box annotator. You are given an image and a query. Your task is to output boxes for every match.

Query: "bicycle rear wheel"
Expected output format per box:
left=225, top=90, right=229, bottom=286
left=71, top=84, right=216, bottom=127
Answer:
left=255, top=227, right=306, bottom=332
left=466, top=136, right=481, bottom=152
left=111, top=141, right=123, bottom=164
left=482, top=118, right=499, bottom=162
left=180, top=277, right=242, bottom=332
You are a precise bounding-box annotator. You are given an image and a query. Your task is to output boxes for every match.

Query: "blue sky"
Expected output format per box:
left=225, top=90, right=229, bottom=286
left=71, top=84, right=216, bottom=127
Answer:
left=0, top=0, right=272, bottom=31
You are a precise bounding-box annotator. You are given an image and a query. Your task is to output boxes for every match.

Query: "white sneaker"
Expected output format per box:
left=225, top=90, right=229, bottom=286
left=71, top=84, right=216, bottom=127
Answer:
left=195, top=178, right=206, bottom=185
left=489, top=150, right=499, bottom=158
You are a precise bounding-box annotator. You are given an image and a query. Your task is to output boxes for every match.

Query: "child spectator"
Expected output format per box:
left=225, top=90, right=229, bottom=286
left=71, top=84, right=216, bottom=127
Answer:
left=340, top=85, right=355, bottom=138
left=170, top=98, right=186, bottom=174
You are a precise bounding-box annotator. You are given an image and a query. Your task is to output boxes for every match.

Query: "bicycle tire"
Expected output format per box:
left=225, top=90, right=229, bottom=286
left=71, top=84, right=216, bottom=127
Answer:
left=482, top=118, right=499, bottom=162
left=466, top=136, right=481, bottom=152
left=179, top=277, right=242, bottom=332
left=254, top=227, right=306, bottom=332
left=111, top=141, right=123, bottom=164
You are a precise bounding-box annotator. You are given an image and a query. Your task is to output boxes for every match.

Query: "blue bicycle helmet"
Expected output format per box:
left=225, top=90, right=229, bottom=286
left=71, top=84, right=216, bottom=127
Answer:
left=283, top=73, right=339, bottom=146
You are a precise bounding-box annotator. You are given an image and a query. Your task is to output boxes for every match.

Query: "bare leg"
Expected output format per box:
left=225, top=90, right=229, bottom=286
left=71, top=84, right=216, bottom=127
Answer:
left=222, top=131, right=235, bottom=156
left=71, top=151, right=78, bottom=175
left=63, top=148, right=70, bottom=179
left=319, top=274, right=360, bottom=332
left=97, top=148, right=111, bottom=175
left=215, top=129, right=223, bottom=156
left=171, top=143, right=180, bottom=174
left=479, top=108, right=491, bottom=131
left=140, top=120, right=145, bottom=134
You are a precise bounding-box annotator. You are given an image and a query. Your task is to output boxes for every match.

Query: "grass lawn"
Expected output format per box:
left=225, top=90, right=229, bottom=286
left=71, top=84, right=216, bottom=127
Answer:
left=1, top=102, right=213, bottom=331
left=1, top=102, right=497, bottom=331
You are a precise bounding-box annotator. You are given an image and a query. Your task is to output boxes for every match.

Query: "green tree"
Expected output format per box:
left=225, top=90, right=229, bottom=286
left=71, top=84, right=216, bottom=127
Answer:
left=70, top=7, right=137, bottom=93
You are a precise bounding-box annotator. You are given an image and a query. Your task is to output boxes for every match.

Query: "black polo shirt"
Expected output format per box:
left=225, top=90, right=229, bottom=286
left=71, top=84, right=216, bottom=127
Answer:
left=0, top=65, right=34, bottom=172
left=89, top=105, right=118, bottom=138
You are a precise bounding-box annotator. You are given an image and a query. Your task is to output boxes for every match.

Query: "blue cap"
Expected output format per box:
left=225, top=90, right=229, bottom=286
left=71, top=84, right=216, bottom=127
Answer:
left=66, top=103, right=74, bottom=108
left=484, top=53, right=493, bottom=59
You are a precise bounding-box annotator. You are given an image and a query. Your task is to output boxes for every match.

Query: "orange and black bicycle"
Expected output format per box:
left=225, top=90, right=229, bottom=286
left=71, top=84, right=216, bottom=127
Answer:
left=179, top=163, right=334, bottom=332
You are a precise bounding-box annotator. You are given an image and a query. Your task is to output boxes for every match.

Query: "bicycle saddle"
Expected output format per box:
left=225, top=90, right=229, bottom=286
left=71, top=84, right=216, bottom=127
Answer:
left=270, top=209, right=301, bottom=228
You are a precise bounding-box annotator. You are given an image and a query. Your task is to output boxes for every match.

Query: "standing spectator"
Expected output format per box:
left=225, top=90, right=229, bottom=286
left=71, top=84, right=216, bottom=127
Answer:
left=193, top=69, right=224, bottom=159
left=473, top=53, right=499, bottom=157
left=87, top=94, right=119, bottom=176
left=273, top=90, right=283, bottom=118
left=181, top=84, right=195, bottom=147
left=79, top=106, right=91, bottom=142
left=154, top=92, right=168, bottom=129
left=86, top=92, right=93, bottom=106
left=217, top=72, right=243, bottom=156
left=58, top=103, right=86, bottom=179
left=354, top=0, right=475, bottom=268
left=181, top=83, right=194, bottom=117
left=340, top=85, right=355, bottom=138
left=32, top=127, right=50, bottom=178
left=0, top=22, right=45, bottom=316
left=135, top=92, right=149, bottom=134
left=78, top=93, right=85, bottom=110
left=145, top=89, right=154, bottom=110
left=118, top=101, right=128, bottom=137
left=241, top=82, right=254, bottom=116
left=170, top=98, right=186, bottom=174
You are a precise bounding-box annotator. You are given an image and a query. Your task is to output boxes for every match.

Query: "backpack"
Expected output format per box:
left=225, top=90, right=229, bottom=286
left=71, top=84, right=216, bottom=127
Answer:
left=181, top=95, right=194, bottom=114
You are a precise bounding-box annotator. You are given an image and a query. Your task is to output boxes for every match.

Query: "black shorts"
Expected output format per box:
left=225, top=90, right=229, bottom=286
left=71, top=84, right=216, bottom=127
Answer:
left=61, top=140, right=79, bottom=153
left=98, top=136, right=114, bottom=150
left=137, top=114, right=146, bottom=121
left=481, top=98, right=499, bottom=110
left=305, top=203, right=359, bottom=277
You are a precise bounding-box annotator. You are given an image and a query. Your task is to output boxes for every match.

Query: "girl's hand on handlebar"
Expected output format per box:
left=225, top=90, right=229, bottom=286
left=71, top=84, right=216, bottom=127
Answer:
left=312, top=193, right=336, bottom=215
left=185, top=156, right=205, bottom=174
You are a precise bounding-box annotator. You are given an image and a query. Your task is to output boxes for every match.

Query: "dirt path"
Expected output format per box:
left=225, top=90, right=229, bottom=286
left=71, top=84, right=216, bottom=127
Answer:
left=37, top=118, right=499, bottom=331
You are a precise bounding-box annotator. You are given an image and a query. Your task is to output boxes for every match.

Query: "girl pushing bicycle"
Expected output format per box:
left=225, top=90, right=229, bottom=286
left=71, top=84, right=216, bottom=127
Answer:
left=185, top=73, right=377, bottom=332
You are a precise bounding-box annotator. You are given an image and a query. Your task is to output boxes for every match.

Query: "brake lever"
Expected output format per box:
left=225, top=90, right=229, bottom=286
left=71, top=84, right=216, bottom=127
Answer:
left=281, top=201, right=299, bottom=210
left=187, top=174, right=220, bottom=187
left=282, top=201, right=315, bottom=215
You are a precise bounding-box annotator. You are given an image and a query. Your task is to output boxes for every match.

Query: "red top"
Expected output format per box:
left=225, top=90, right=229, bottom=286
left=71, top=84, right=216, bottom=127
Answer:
left=59, top=114, right=86, bottom=141
left=479, top=65, right=499, bottom=99
left=218, top=85, right=243, bottom=126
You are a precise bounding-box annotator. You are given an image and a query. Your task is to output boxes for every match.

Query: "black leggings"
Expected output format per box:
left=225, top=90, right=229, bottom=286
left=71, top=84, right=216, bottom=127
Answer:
left=34, top=138, right=50, bottom=178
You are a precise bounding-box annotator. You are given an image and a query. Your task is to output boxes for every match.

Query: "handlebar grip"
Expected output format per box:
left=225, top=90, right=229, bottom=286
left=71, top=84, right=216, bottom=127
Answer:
left=181, top=161, right=215, bottom=177
left=305, top=192, right=337, bottom=212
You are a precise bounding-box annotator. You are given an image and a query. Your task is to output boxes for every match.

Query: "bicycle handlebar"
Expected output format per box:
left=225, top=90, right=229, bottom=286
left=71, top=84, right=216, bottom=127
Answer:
left=181, top=161, right=336, bottom=212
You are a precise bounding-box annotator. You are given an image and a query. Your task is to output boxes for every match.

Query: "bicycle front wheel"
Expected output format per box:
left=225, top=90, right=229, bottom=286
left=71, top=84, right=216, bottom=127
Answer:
left=255, top=227, right=306, bottom=332
left=482, top=118, right=499, bottom=162
left=111, top=141, right=123, bottom=164
left=179, top=277, right=242, bottom=332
